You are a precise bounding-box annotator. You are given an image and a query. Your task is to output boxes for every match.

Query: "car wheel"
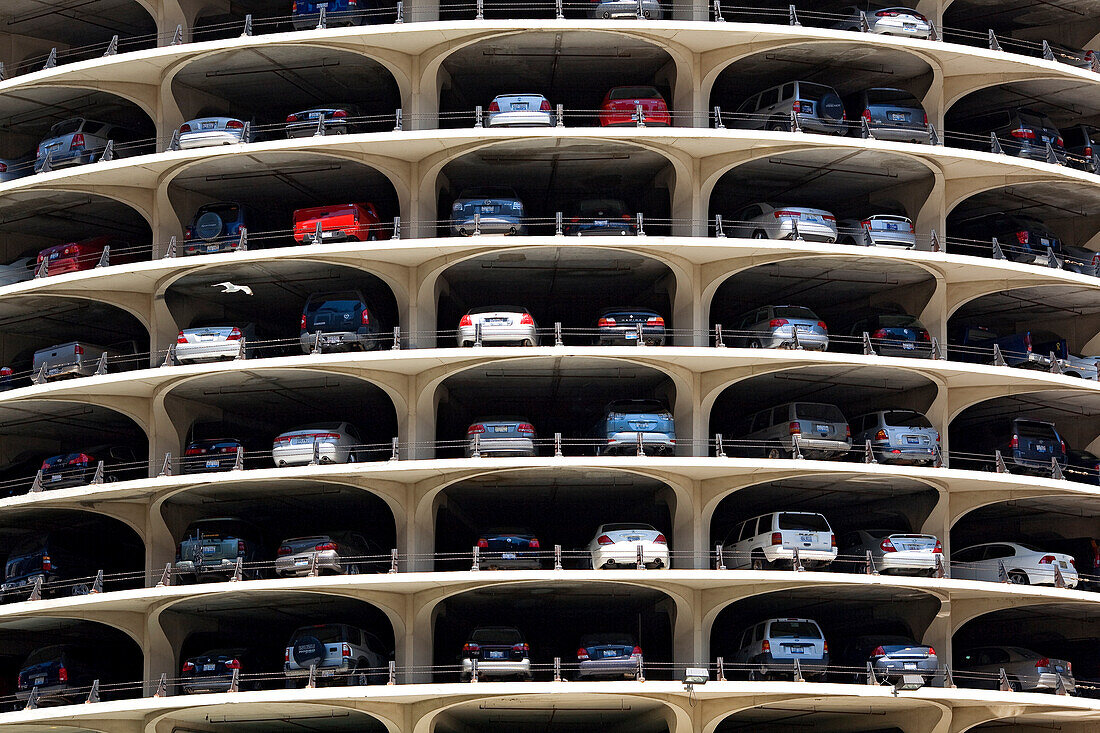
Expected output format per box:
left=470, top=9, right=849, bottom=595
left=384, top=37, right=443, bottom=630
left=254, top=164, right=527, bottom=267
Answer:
left=1009, top=570, right=1030, bottom=585
left=347, top=563, right=361, bottom=575
left=642, top=8, right=651, bottom=16
left=766, top=448, right=782, bottom=460
left=752, top=230, right=768, bottom=239
left=70, top=583, right=90, bottom=596
left=602, top=10, right=610, bottom=17
left=751, top=555, right=768, bottom=571
left=1009, top=677, right=1022, bottom=692
left=346, top=452, right=357, bottom=464
left=750, top=340, right=762, bottom=348
left=524, top=339, right=536, bottom=347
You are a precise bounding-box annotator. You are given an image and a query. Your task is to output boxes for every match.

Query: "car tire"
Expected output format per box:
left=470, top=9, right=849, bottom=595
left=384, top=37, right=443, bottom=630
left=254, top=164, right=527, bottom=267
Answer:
left=750, top=340, right=762, bottom=348
left=347, top=563, right=360, bottom=575
left=70, top=583, right=90, bottom=596
left=1009, top=570, right=1030, bottom=585
left=347, top=452, right=357, bottom=464
left=752, top=230, right=768, bottom=239
left=751, top=555, right=768, bottom=571
left=766, top=448, right=783, bottom=460
left=1009, top=677, right=1022, bottom=692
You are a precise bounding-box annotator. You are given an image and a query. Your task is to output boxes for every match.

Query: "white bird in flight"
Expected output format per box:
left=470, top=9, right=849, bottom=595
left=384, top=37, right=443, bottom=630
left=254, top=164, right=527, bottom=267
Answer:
left=212, top=281, right=253, bottom=295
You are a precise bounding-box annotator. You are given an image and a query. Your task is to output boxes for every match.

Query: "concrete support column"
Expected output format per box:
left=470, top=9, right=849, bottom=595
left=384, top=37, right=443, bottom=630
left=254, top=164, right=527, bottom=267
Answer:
left=672, top=264, right=699, bottom=347
left=403, top=0, right=440, bottom=22
left=918, top=277, right=948, bottom=347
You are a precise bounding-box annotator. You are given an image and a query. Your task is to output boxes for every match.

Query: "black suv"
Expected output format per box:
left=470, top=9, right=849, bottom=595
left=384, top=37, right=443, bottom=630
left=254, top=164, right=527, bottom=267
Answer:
left=16, top=645, right=100, bottom=705
left=953, top=417, right=1066, bottom=475
left=1062, top=123, right=1099, bottom=169
left=298, top=290, right=385, bottom=354
left=1, top=531, right=110, bottom=601
left=950, top=212, right=1062, bottom=263
left=953, top=108, right=1067, bottom=163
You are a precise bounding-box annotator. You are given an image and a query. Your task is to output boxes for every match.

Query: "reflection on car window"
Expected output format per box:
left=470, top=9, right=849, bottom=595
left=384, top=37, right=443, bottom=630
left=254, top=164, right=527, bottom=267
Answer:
left=769, top=621, right=821, bottom=639
left=469, top=627, right=523, bottom=645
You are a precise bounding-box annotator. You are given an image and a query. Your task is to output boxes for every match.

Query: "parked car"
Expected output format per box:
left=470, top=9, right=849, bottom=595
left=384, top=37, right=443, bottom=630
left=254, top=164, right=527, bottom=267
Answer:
left=957, top=646, right=1075, bottom=693
left=285, top=106, right=359, bottom=137
left=33, top=341, right=117, bottom=381
left=956, top=417, right=1066, bottom=475
left=450, top=187, right=527, bottom=236
left=275, top=532, right=380, bottom=576
left=955, top=108, right=1067, bottom=164
left=465, top=419, right=536, bottom=457
left=596, top=307, right=665, bottom=345
left=0, top=253, right=38, bottom=286
left=575, top=633, right=643, bottom=680
left=950, top=211, right=1063, bottom=264
left=1062, top=123, right=1099, bottom=169
left=16, top=645, right=99, bottom=704
left=594, top=399, right=675, bottom=455
left=460, top=626, right=531, bottom=681
left=34, top=118, right=134, bottom=172
left=181, top=438, right=245, bottom=474
left=37, top=236, right=132, bottom=275
left=272, top=422, right=364, bottom=466
left=725, top=304, right=828, bottom=351
left=292, top=203, right=386, bottom=244
left=587, top=522, right=668, bottom=569
left=177, top=117, right=247, bottom=148
left=721, top=511, right=837, bottom=570
left=1046, top=43, right=1097, bottom=70
left=836, top=214, right=917, bottom=247
left=475, top=528, right=542, bottom=570
left=598, top=86, right=671, bottom=127
left=183, top=202, right=250, bottom=256
left=1, top=531, right=109, bottom=599
left=837, top=530, right=942, bottom=575
left=732, top=81, right=847, bottom=134
left=832, top=5, right=931, bottom=38
left=284, top=624, right=391, bottom=686
left=0, top=156, right=32, bottom=183
left=180, top=648, right=261, bottom=693
left=1065, top=447, right=1100, bottom=484
left=487, top=94, right=553, bottom=127
left=174, top=323, right=255, bottom=364
left=850, top=410, right=939, bottom=465
left=563, top=199, right=638, bottom=236
left=842, top=313, right=932, bottom=358
left=725, top=203, right=838, bottom=242
left=1062, top=244, right=1100, bottom=274
left=950, top=325, right=1055, bottom=369
left=732, top=618, right=829, bottom=680
left=291, top=0, right=366, bottom=29
left=299, top=290, right=385, bottom=353
left=457, top=306, right=537, bottom=347
left=952, top=542, right=1078, bottom=586
left=38, top=445, right=141, bottom=488
left=589, top=0, right=661, bottom=18
left=174, top=517, right=262, bottom=583
left=835, top=635, right=938, bottom=683
left=739, top=402, right=851, bottom=459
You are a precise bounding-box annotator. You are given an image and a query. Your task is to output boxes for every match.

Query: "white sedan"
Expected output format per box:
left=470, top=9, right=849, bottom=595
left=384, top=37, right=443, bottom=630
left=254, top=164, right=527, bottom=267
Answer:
left=272, top=422, right=363, bottom=467
left=952, top=542, right=1078, bottom=587
left=488, top=94, right=553, bottom=127
left=457, top=306, right=538, bottom=347
left=588, top=523, right=669, bottom=569
left=178, top=117, right=247, bottom=149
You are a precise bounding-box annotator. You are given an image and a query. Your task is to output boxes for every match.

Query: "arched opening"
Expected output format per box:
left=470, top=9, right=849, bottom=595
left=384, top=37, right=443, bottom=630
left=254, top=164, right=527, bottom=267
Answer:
left=436, top=140, right=676, bottom=237
left=431, top=468, right=676, bottom=570
left=433, top=697, right=672, bottom=733
left=434, top=247, right=676, bottom=348
left=432, top=582, right=677, bottom=681
left=943, top=0, right=1100, bottom=57
left=438, top=32, right=677, bottom=126
left=715, top=703, right=916, bottom=733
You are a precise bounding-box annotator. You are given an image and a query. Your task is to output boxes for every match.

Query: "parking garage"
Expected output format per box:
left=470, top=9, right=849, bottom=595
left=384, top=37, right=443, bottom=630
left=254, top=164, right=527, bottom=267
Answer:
left=943, top=0, right=1100, bottom=53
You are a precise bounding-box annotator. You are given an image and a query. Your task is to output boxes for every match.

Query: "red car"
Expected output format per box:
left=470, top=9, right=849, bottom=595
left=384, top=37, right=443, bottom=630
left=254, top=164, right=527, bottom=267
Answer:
left=598, top=86, right=671, bottom=127
left=292, top=203, right=387, bottom=244
left=36, top=236, right=132, bottom=275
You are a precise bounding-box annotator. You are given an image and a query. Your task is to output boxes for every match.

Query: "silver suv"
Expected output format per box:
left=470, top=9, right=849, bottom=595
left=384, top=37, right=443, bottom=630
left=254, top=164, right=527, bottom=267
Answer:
left=283, top=624, right=391, bottom=687
left=740, top=401, right=851, bottom=459
left=732, top=618, right=830, bottom=680
left=732, top=81, right=847, bottom=135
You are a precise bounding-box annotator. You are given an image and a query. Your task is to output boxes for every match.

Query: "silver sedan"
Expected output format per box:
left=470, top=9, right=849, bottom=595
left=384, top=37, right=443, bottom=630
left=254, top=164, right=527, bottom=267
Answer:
left=457, top=306, right=537, bottom=347
left=272, top=422, right=363, bottom=467
left=178, top=117, right=247, bottom=149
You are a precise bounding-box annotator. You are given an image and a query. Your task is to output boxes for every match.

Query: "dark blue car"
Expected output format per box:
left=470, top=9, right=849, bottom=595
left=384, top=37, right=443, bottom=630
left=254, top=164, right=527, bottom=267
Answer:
left=183, top=202, right=250, bottom=257
left=299, top=290, right=385, bottom=353
left=595, top=399, right=675, bottom=456
left=291, top=0, right=366, bottom=28
left=597, top=307, right=666, bottom=346
left=563, top=199, right=637, bottom=236
left=476, top=528, right=541, bottom=570
left=963, top=417, right=1066, bottom=475
left=576, top=633, right=643, bottom=680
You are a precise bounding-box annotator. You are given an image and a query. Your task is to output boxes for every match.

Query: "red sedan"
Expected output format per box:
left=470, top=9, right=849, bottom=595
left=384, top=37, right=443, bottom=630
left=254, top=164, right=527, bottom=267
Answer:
left=292, top=203, right=388, bottom=244
left=36, top=236, right=132, bottom=275
left=598, top=86, right=671, bottom=127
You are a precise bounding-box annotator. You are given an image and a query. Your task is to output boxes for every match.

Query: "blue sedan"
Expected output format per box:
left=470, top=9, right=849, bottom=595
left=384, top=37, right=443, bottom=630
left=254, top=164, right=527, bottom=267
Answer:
left=476, top=528, right=541, bottom=570
left=450, top=187, right=527, bottom=236
left=576, top=633, right=643, bottom=680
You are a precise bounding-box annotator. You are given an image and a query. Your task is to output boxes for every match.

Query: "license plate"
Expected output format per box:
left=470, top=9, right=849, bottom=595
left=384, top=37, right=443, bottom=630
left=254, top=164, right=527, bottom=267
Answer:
left=789, top=647, right=804, bottom=654
left=206, top=244, right=220, bottom=252
left=885, top=222, right=899, bottom=230
left=902, top=342, right=915, bottom=350
left=50, top=474, right=61, bottom=481
left=198, top=335, right=215, bottom=341
left=625, top=331, right=638, bottom=339
left=202, top=546, right=216, bottom=555
left=799, top=534, right=813, bottom=542
left=203, top=664, right=216, bottom=671
left=49, top=252, right=60, bottom=259
left=906, top=436, right=919, bottom=444
left=1041, top=238, right=1051, bottom=247
left=902, top=22, right=915, bottom=28
left=501, top=552, right=517, bottom=560
left=626, top=535, right=642, bottom=541
left=291, top=436, right=311, bottom=444
left=815, top=424, right=828, bottom=432
left=493, top=426, right=509, bottom=432
left=510, top=103, right=528, bottom=110
left=205, top=460, right=220, bottom=468
left=1059, top=561, right=1068, bottom=568
left=904, top=662, right=916, bottom=669
left=1036, top=445, right=1047, bottom=452
left=805, top=215, right=821, bottom=222
left=47, top=143, right=61, bottom=151
left=308, top=112, right=322, bottom=119
left=602, top=649, right=618, bottom=658
left=489, top=651, right=505, bottom=659
left=32, top=676, right=45, bottom=686
left=796, top=325, right=812, bottom=332
left=295, top=557, right=309, bottom=566
left=595, top=220, right=608, bottom=226
left=202, top=121, right=216, bottom=129
left=479, top=206, right=496, bottom=213
left=321, top=669, right=335, bottom=677
left=486, top=318, right=507, bottom=324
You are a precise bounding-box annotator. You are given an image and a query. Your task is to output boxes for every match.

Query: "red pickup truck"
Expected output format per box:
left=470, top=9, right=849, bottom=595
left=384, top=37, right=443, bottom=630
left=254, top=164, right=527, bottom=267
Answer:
left=292, top=203, right=387, bottom=244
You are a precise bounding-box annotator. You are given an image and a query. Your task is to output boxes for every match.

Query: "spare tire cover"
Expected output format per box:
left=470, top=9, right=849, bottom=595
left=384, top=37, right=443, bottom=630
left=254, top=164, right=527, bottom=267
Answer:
left=293, top=636, right=325, bottom=666
left=820, top=93, right=845, bottom=121
left=194, top=211, right=225, bottom=241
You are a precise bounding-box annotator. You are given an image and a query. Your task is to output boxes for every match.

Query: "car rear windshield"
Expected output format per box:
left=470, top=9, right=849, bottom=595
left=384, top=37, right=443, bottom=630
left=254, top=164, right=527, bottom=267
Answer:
left=794, top=403, right=845, bottom=422
left=602, top=523, right=656, bottom=532
left=306, top=293, right=363, bottom=312
left=865, top=88, right=919, bottom=106
left=49, top=120, right=83, bottom=137
left=580, top=633, right=634, bottom=647
left=9, top=536, right=46, bottom=556
left=459, top=187, right=517, bottom=199
left=469, top=628, right=523, bottom=645
left=1015, top=420, right=1058, bottom=440
left=877, top=315, right=922, bottom=328
left=23, top=646, right=65, bottom=667
left=609, top=87, right=660, bottom=100
left=578, top=200, right=627, bottom=216
left=469, top=305, right=529, bottom=315
left=796, top=82, right=836, bottom=101
left=777, top=513, right=830, bottom=531
left=773, top=306, right=819, bottom=320
left=769, top=621, right=821, bottom=639
left=883, top=411, right=933, bottom=428
left=292, top=625, right=346, bottom=644
left=1018, top=112, right=1058, bottom=130
left=609, top=401, right=669, bottom=415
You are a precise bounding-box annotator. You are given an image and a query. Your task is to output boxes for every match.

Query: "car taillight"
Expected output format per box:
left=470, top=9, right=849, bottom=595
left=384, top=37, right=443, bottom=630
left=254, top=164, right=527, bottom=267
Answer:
left=361, top=309, right=370, bottom=325
left=872, top=429, right=888, bottom=441
left=933, top=540, right=943, bottom=554
left=227, top=327, right=242, bottom=340
left=342, top=643, right=351, bottom=658
left=922, top=112, right=928, bottom=126
left=285, top=648, right=290, bottom=663
left=774, top=210, right=801, bottom=219
left=762, top=640, right=770, bottom=653
left=577, top=647, right=589, bottom=660
left=182, top=662, right=195, bottom=672
left=919, top=330, right=930, bottom=341
left=238, top=540, right=246, bottom=554
left=69, top=453, right=92, bottom=465
left=277, top=545, right=292, bottom=555
left=488, top=101, right=500, bottom=112
left=226, top=120, right=244, bottom=129
left=771, top=532, right=783, bottom=545
left=597, top=535, right=614, bottom=545
left=468, top=423, right=486, bottom=434
left=1039, top=555, right=1056, bottom=564
left=540, top=100, right=551, bottom=111
left=463, top=643, right=479, bottom=653
left=1036, top=657, right=1050, bottom=668
left=873, top=329, right=888, bottom=339
left=75, top=344, right=84, bottom=355
left=598, top=317, right=615, bottom=327
left=459, top=315, right=473, bottom=327
left=791, top=101, right=801, bottom=113
left=1010, top=128, right=1037, bottom=139
left=1061, top=439, right=1066, bottom=454
left=861, top=109, right=872, bottom=122
left=519, top=313, right=534, bottom=325
left=0, top=163, right=6, bottom=173
left=40, top=460, right=50, bottom=471
left=529, top=538, right=540, bottom=548
left=225, top=658, right=241, bottom=670
left=871, top=646, right=886, bottom=656
left=333, top=110, right=348, bottom=118
left=477, top=538, right=488, bottom=548
left=512, top=643, right=529, bottom=653
left=881, top=538, right=897, bottom=552
left=300, top=314, right=307, bottom=331
left=185, top=447, right=205, bottom=456
left=180, top=123, right=192, bottom=134
left=176, top=331, right=188, bottom=344
left=770, top=318, right=789, bottom=327
left=70, top=133, right=85, bottom=150
left=647, top=316, right=665, bottom=326
left=654, top=534, right=667, bottom=544
left=517, top=423, right=535, bottom=434
left=817, top=320, right=828, bottom=330
left=42, top=554, right=52, bottom=571
left=315, top=542, right=338, bottom=551
left=1010, top=435, right=1019, bottom=449
left=1016, top=230, right=1029, bottom=244
left=1086, top=146, right=1094, bottom=157
left=58, top=666, right=67, bottom=682
left=788, top=422, right=801, bottom=435
left=286, top=114, right=298, bottom=123
left=1056, top=136, right=1064, bottom=148
left=632, top=646, right=643, bottom=655
left=875, top=9, right=897, bottom=15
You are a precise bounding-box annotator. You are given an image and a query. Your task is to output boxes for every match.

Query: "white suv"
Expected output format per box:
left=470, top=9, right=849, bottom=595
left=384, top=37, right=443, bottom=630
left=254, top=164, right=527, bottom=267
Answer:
left=722, top=511, right=837, bottom=570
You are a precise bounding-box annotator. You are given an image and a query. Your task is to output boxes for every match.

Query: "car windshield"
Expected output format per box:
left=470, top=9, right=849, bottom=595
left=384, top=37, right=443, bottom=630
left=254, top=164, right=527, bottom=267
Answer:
left=580, top=633, right=634, bottom=646
left=578, top=200, right=627, bottom=217
left=469, top=305, right=529, bottom=315
left=601, top=523, right=656, bottom=532
left=469, top=627, right=523, bottom=645
left=609, top=401, right=668, bottom=415
left=1015, top=420, right=1058, bottom=440
left=794, top=403, right=845, bottom=422
left=866, top=88, right=919, bottom=106
left=883, top=411, right=933, bottom=428
left=769, top=621, right=821, bottom=639
left=797, top=82, right=835, bottom=101
left=23, top=646, right=64, bottom=667
left=609, top=87, right=660, bottom=100
left=49, top=120, right=83, bottom=137
left=877, top=315, right=922, bottom=328
left=459, top=187, right=517, bottom=199
left=291, top=625, right=346, bottom=644
left=778, top=513, right=830, bottom=531
left=773, top=306, right=819, bottom=320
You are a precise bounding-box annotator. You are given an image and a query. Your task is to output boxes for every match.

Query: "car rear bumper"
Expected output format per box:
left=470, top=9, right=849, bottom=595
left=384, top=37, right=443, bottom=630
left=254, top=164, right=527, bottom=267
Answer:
left=869, top=126, right=930, bottom=144
left=273, top=443, right=344, bottom=466
left=878, top=551, right=938, bottom=573
left=461, top=659, right=531, bottom=678
left=2, top=574, right=45, bottom=596
left=178, top=131, right=243, bottom=148
left=465, top=436, right=535, bottom=456
left=776, top=219, right=837, bottom=242
left=590, top=0, right=661, bottom=16
left=577, top=656, right=642, bottom=678
left=457, top=325, right=537, bottom=345
left=599, top=327, right=665, bottom=344
left=181, top=240, right=242, bottom=256
left=791, top=437, right=850, bottom=455
left=297, top=229, right=362, bottom=244
left=764, top=547, right=837, bottom=564
left=760, top=330, right=829, bottom=351
left=451, top=217, right=526, bottom=236
left=871, top=20, right=931, bottom=38
left=874, top=657, right=938, bottom=675
left=1035, top=672, right=1076, bottom=692
left=865, top=230, right=918, bottom=247
left=181, top=677, right=234, bottom=694
left=181, top=456, right=238, bottom=473
left=285, top=661, right=348, bottom=678
left=176, top=342, right=241, bottom=362
left=478, top=553, right=542, bottom=570
left=604, top=432, right=675, bottom=454
left=286, top=122, right=350, bottom=138
left=175, top=558, right=240, bottom=577
left=594, top=543, right=669, bottom=568
left=874, top=442, right=936, bottom=463
left=489, top=111, right=553, bottom=127
left=275, top=550, right=344, bottom=576
left=300, top=330, right=371, bottom=352
left=876, top=343, right=933, bottom=359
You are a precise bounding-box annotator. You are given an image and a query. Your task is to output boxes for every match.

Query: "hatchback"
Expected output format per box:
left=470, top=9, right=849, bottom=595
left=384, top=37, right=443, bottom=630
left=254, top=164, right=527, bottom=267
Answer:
left=952, top=542, right=1078, bottom=587
left=177, top=117, right=247, bottom=148
left=835, top=635, right=938, bottom=683
left=740, top=402, right=851, bottom=459
left=850, top=409, right=939, bottom=464
left=285, top=106, right=358, bottom=137
left=299, top=290, right=384, bottom=353
left=951, top=211, right=1062, bottom=264
left=460, top=627, right=531, bottom=681
left=293, top=203, right=386, bottom=244
left=721, top=511, right=837, bottom=570
left=181, top=438, right=245, bottom=474
left=594, top=399, right=675, bottom=455
left=37, top=236, right=132, bottom=275
left=837, top=214, right=917, bottom=248
left=180, top=648, right=261, bottom=694
left=275, top=532, right=378, bottom=576
left=273, top=422, right=364, bottom=466
left=832, top=5, right=931, bottom=38
left=475, top=527, right=542, bottom=570
left=597, top=307, right=665, bottom=345
left=457, top=306, right=537, bottom=347
left=450, top=187, right=527, bottom=236
left=732, top=81, right=847, bottom=135
left=587, top=522, right=668, bottom=569
left=957, top=646, right=1075, bottom=693
left=729, top=304, right=829, bottom=351
left=174, top=323, right=254, bottom=363
left=726, top=203, right=838, bottom=242
left=599, top=86, right=671, bottom=127
left=183, top=202, right=250, bottom=256
left=34, top=118, right=132, bottom=172
left=563, top=199, right=638, bottom=236
left=465, top=419, right=536, bottom=456
left=838, top=529, right=942, bottom=575
left=575, top=633, right=643, bottom=680
left=843, top=313, right=932, bottom=358
left=487, top=93, right=553, bottom=127
left=732, top=618, right=829, bottom=680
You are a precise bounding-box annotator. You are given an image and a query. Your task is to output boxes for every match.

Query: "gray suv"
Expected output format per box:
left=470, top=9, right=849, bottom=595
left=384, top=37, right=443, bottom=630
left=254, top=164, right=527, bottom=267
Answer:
left=284, top=623, right=391, bottom=687
left=732, top=81, right=847, bottom=135
left=740, top=402, right=851, bottom=459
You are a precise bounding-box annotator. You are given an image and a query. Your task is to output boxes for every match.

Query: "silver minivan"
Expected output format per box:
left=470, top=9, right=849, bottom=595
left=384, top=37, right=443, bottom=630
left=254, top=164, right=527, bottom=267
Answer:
left=741, top=402, right=851, bottom=459
left=733, top=618, right=830, bottom=680
left=728, top=305, right=829, bottom=351
left=732, top=81, right=847, bottom=135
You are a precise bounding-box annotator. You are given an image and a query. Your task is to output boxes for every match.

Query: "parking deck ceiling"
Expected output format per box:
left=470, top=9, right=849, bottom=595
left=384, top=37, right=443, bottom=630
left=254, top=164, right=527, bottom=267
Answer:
left=944, top=0, right=1100, bottom=32
left=958, top=390, right=1100, bottom=424
left=950, top=284, right=1100, bottom=323
left=0, top=295, right=143, bottom=341
left=436, top=697, right=670, bottom=733
left=0, top=402, right=140, bottom=444
left=0, top=88, right=152, bottom=139
left=950, top=183, right=1100, bottom=228
left=950, top=79, right=1100, bottom=128
left=0, top=0, right=153, bottom=50
left=0, top=190, right=148, bottom=242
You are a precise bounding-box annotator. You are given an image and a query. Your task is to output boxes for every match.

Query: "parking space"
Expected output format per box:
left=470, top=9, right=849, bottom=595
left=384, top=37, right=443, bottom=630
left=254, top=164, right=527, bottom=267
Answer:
left=431, top=469, right=674, bottom=569
left=433, top=697, right=671, bottom=733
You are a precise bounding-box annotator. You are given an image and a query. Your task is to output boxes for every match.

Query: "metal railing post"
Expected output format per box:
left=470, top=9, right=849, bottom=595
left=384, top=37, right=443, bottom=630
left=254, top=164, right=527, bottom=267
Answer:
left=554, top=432, right=563, bottom=457
left=864, top=439, right=877, bottom=464
left=715, top=544, right=726, bottom=570
left=992, top=343, right=1007, bottom=366
left=555, top=211, right=563, bottom=235
left=471, top=545, right=480, bottom=571
left=714, top=324, right=725, bottom=347
left=990, top=131, right=1005, bottom=155
left=171, top=24, right=184, bottom=43
left=307, top=664, right=318, bottom=688
left=153, top=672, right=168, bottom=697
left=241, top=14, right=252, bottom=35
left=86, top=679, right=100, bottom=703
left=994, top=449, right=1007, bottom=473
left=554, top=322, right=563, bottom=346
left=715, top=433, right=726, bottom=458
left=388, top=661, right=397, bottom=684
left=716, top=657, right=726, bottom=682
left=229, top=556, right=243, bottom=582
left=862, top=331, right=876, bottom=355
left=554, top=544, right=563, bottom=570
left=229, top=668, right=240, bottom=693
left=865, top=550, right=878, bottom=575
left=91, top=569, right=104, bottom=594
left=636, top=544, right=644, bottom=569
left=315, top=3, right=328, bottom=28
left=156, top=563, right=172, bottom=587
left=43, top=47, right=57, bottom=68
left=865, top=662, right=876, bottom=685
left=635, top=103, right=645, bottom=127
left=988, top=28, right=1003, bottom=51
left=715, top=214, right=725, bottom=236
left=635, top=431, right=646, bottom=457
left=788, top=3, right=800, bottom=25
left=474, top=105, right=483, bottom=128
left=390, top=548, right=399, bottom=573
left=793, top=657, right=804, bottom=682
left=30, top=470, right=43, bottom=492
left=473, top=212, right=482, bottom=236
left=792, top=546, right=804, bottom=572
left=91, top=460, right=105, bottom=484
left=233, top=446, right=245, bottom=470
left=471, top=431, right=481, bottom=458
left=99, top=141, right=115, bottom=163
left=28, top=576, right=43, bottom=601
left=935, top=553, right=947, bottom=578
left=164, top=236, right=177, bottom=258
left=393, top=216, right=401, bottom=239
left=395, top=0, right=403, bottom=21
left=475, top=0, right=483, bottom=18
left=554, top=657, right=562, bottom=680
left=470, top=658, right=479, bottom=682
left=713, top=106, right=724, bottom=128
left=555, top=0, right=563, bottom=18
left=636, top=212, right=645, bottom=236
left=158, top=452, right=172, bottom=477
